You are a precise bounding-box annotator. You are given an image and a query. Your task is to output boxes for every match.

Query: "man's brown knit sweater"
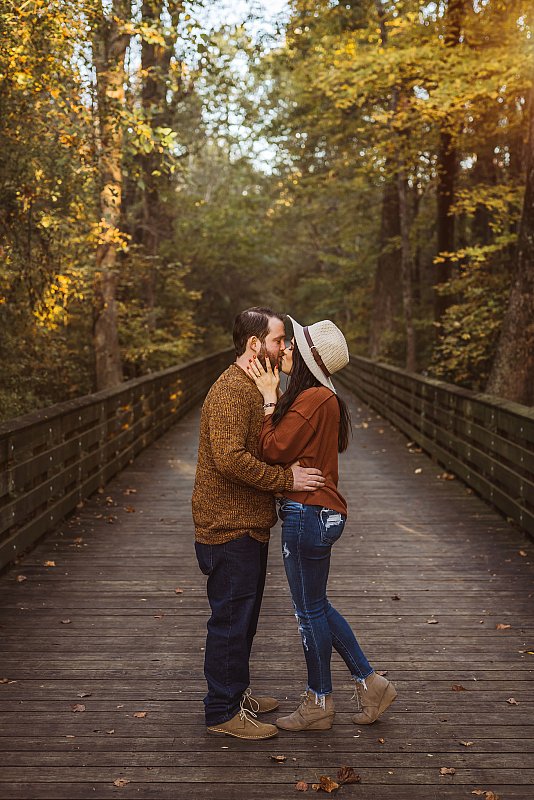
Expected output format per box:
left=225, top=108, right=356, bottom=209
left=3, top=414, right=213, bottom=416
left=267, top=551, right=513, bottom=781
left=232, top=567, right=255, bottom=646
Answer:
left=192, top=363, right=294, bottom=544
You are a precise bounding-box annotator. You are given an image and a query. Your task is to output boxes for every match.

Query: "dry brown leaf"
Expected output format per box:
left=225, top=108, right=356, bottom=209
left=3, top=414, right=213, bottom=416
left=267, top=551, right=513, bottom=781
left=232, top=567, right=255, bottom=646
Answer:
left=74, top=537, right=83, bottom=543
left=496, top=623, right=511, bottom=630
left=61, top=619, right=71, bottom=625
left=451, top=684, right=467, bottom=691
left=518, top=550, right=527, bottom=557
left=506, top=697, right=519, bottom=705
left=174, top=588, right=184, bottom=594
left=16, top=575, right=27, bottom=582
left=71, top=704, right=85, bottom=712
left=337, top=765, right=361, bottom=785
left=460, top=741, right=474, bottom=747
left=44, top=561, right=56, bottom=567
left=472, top=791, right=501, bottom=800
left=113, top=778, right=130, bottom=787
left=124, top=488, right=137, bottom=495
left=124, top=506, right=136, bottom=513
left=295, top=781, right=309, bottom=792
left=312, top=775, right=340, bottom=793
left=77, top=692, right=92, bottom=698
left=0, top=678, right=10, bottom=684
left=106, top=729, right=115, bottom=735
left=440, top=767, right=456, bottom=775
left=427, top=618, right=439, bottom=624
left=391, top=595, right=400, bottom=601
left=270, top=754, right=287, bottom=762
left=134, top=711, right=148, bottom=718
left=153, top=614, right=164, bottom=619
left=378, top=738, right=385, bottom=744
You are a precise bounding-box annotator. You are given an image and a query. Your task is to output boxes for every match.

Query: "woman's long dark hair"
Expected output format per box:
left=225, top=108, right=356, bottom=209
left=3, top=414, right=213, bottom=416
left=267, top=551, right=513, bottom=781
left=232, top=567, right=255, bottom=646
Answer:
left=272, top=341, right=352, bottom=453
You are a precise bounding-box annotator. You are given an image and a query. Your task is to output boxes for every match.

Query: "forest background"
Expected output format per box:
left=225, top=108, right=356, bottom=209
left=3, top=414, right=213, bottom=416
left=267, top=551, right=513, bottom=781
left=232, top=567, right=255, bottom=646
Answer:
left=0, top=0, right=533, bottom=421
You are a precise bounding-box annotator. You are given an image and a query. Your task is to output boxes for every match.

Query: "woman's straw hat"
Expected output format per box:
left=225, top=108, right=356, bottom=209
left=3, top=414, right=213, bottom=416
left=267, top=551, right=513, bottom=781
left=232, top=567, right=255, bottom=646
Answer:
left=287, top=316, right=349, bottom=394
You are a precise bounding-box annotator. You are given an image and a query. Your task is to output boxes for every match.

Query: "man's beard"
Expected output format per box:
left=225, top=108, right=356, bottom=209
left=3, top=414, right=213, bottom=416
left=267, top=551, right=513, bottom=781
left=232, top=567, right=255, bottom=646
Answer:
left=258, top=342, right=280, bottom=370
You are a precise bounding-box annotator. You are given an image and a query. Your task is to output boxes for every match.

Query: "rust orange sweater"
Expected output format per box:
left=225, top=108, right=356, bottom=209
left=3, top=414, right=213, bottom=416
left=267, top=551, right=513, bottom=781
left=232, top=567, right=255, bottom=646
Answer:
left=192, top=364, right=294, bottom=544
left=259, top=386, right=347, bottom=517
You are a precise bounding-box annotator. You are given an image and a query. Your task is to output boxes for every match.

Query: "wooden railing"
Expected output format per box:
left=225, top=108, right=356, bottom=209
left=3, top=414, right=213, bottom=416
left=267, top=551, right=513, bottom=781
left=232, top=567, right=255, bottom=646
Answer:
left=0, top=349, right=233, bottom=570
left=336, top=356, right=534, bottom=538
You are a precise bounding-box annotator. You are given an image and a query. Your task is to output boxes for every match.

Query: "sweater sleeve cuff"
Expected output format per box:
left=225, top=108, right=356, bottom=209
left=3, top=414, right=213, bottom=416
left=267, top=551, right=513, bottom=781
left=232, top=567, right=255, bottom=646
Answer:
left=283, top=467, right=294, bottom=491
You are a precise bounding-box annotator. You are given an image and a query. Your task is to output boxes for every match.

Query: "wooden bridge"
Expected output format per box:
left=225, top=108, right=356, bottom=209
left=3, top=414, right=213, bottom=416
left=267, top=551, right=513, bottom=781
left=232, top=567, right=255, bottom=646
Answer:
left=0, top=351, right=533, bottom=799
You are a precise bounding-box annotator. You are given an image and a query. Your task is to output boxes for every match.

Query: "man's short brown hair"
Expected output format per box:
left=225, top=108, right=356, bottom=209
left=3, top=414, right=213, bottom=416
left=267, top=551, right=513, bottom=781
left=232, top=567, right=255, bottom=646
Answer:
left=233, top=307, right=284, bottom=357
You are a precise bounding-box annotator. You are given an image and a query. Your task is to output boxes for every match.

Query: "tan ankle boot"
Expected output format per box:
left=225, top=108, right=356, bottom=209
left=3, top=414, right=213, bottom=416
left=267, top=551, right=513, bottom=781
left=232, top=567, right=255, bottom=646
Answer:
left=207, top=708, right=278, bottom=740
left=276, top=690, right=335, bottom=731
left=351, top=672, right=397, bottom=725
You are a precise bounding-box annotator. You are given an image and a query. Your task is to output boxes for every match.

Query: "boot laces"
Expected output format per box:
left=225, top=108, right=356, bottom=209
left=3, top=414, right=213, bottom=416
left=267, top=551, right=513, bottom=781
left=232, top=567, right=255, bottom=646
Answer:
left=239, top=693, right=259, bottom=728
left=242, top=688, right=260, bottom=714
left=350, top=679, right=368, bottom=713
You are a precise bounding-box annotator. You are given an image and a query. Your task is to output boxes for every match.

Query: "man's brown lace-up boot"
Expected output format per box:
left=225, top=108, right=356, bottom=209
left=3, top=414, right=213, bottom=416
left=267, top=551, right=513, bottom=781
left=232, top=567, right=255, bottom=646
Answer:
left=351, top=672, right=397, bottom=724
left=275, top=690, right=335, bottom=731
left=207, top=696, right=278, bottom=740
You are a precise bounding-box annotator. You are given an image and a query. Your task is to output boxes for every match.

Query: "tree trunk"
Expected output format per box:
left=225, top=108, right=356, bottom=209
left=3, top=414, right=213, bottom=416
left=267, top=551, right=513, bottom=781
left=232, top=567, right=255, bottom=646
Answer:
left=92, top=0, right=131, bottom=389
left=369, top=1, right=403, bottom=360
left=369, top=178, right=402, bottom=358
left=486, top=91, right=534, bottom=405
left=434, top=0, right=466, bottom=323
left=398, top=169, right=417, bottom=372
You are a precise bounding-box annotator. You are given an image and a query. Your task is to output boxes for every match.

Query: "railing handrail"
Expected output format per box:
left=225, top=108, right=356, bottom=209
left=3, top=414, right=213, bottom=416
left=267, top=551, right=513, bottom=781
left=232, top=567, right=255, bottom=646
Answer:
left=0, top=349, right=234, bottom=437
left=347, top=354, right=534, bottom=421
left=0, top=347, right=234, bottom=570
left=336, top=355, right=534, bottom=538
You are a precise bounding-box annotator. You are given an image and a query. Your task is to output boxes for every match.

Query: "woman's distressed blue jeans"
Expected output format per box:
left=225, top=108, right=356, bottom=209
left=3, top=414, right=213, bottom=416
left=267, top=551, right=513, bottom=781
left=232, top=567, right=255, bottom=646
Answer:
left=278, top=499, right=372, bottom=698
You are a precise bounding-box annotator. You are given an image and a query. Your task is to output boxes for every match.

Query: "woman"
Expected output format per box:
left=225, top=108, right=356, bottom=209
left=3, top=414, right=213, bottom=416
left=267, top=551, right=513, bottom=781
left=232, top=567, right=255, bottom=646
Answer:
left=246, top=316, right=397, bottom=731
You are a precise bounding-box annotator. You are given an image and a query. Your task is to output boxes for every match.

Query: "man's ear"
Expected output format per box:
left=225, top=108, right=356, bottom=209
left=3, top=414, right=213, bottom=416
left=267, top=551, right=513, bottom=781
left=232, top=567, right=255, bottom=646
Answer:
left=248, top=336, right=260, bottom=353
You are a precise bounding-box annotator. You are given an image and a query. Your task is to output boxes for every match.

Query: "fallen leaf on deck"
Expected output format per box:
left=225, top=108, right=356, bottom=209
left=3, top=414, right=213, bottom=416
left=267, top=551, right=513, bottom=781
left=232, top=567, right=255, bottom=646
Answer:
left=495, top=623, right=511, bottom=630
left=295, top=781, right=308, bottom=792
left=124, top=488, right=137, bottom=495
left=378, top=738, right=385, bottom=744
left=175, top=588, right=184, bottom=594
left=270, top=755, right=287, bottom=762
left=414, top=468, right=422, bottom=474
left=506, top=697, right=518, bottom=705
left=44, top=561, right=56, bottom=567
left=427, top=618, right=439, bottom=624
left=518, top=550, right=527, bottom=557
left=16, top=575, right=27, bottom=582
left=71, top=704, right=85, bottom=712
left=440, top=767, right=456, bottom=775
left=134, top=711, right=148, bottom=718
left=61, top=619, right=71, bottom=624
left=113, top=778, right=130, bottom=787
left=106, top=729, right=115, bottom=735
left=123, top=506, right=136, bottom=513
left=460, top=741, right=474, bottom=747
left=77, top=692, right=92, bottom=698
left=312, top=775, right=339, bottom=793
left=472, top=791, right=500, bottom=800
left=452, top=685, right=467, bottom=691
left=391, top=595, right=400, bottom=601
left=153, top=614, right=164, bottom=619
left=337, top=766, right=360, bottom=784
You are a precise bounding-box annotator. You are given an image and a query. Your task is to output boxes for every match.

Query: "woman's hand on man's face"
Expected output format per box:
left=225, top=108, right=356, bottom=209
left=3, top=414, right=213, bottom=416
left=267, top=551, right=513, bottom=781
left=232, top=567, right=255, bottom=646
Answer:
left=246, top=354, right=279, bottom=403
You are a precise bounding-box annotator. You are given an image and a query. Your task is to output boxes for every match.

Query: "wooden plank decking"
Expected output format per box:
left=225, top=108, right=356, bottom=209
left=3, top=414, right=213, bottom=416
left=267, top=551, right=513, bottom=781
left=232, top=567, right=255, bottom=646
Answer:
left=0, top=390, right=533, bottom=799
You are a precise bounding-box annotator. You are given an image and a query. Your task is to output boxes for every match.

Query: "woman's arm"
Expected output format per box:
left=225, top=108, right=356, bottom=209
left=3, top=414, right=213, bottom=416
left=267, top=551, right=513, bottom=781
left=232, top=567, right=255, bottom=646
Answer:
left=259, top=409, right=317, bottom=465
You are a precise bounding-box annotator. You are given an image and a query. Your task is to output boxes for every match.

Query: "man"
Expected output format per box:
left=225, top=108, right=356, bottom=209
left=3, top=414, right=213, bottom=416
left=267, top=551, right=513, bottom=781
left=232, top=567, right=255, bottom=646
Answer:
left=192, top=307, right=325, bottom=739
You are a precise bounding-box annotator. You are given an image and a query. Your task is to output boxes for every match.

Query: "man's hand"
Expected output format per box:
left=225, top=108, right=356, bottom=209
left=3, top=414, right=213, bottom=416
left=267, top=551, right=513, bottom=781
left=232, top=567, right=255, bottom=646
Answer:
left=291, top=462, right=326, bottom=492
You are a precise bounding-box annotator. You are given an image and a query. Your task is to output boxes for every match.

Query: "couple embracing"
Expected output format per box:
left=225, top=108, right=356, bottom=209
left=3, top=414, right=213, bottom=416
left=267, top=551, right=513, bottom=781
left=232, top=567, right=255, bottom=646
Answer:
left=192, top=307, right=397, bottom=740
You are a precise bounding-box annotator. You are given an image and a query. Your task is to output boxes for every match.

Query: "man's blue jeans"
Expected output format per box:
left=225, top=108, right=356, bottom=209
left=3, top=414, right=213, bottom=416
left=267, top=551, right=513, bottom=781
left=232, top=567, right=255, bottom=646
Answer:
left=279, top=499, right=372, bottom=698
left=195, top=535, right=268, bottom=726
